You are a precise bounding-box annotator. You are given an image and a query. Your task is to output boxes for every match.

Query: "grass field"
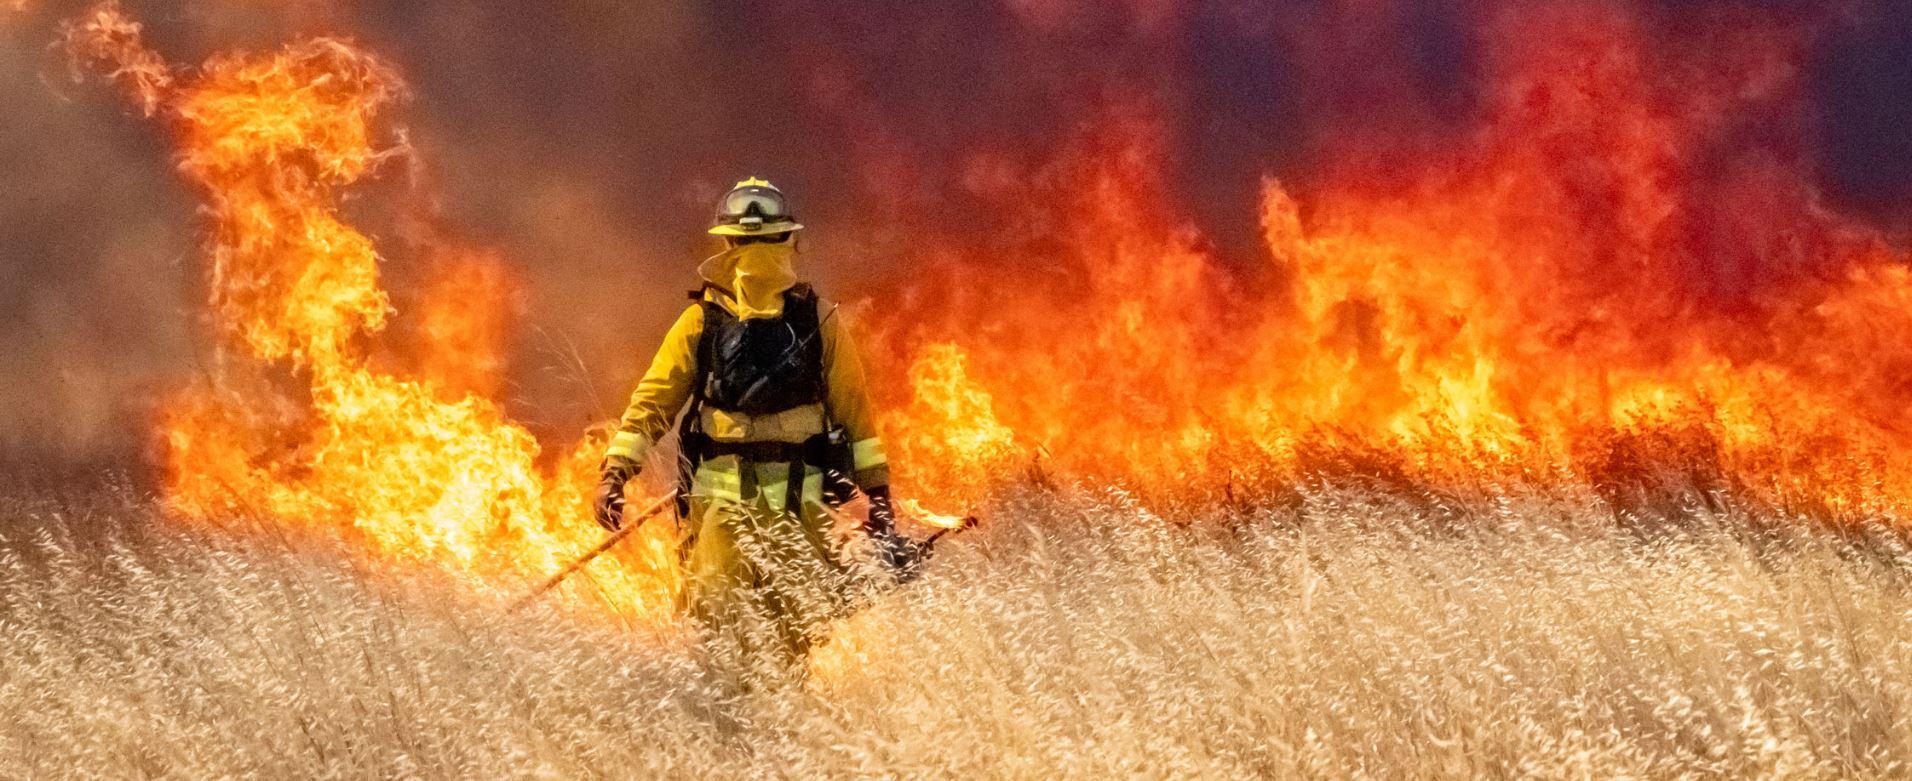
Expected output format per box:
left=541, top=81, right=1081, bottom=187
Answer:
left=3, top=475, right=1909, bottom=778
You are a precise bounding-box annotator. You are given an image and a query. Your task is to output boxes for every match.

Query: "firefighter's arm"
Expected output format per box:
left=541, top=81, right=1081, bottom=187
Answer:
left=821, top=305, right=890, bottom=490
left=601, top=304, right=703, bottom=478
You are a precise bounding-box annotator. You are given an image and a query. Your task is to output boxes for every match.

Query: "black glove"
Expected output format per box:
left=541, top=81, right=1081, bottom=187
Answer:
left=593, top=462, right=635, bottom=532
left=863, top=486, right=923, bottom=581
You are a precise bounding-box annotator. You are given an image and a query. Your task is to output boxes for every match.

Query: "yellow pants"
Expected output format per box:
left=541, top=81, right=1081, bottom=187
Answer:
left=679, top=456, right=851, bottom=678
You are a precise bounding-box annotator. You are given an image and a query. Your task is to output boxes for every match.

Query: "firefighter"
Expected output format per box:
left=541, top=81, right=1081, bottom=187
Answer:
left=593, top=177, right=916, bottom=677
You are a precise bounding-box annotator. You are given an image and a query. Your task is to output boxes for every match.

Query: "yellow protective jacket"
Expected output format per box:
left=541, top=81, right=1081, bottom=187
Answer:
left=601, top=285, right=890, bottom=492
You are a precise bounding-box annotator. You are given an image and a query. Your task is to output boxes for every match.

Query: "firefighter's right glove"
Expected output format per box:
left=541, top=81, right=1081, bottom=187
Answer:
left=593, top=461, right=636, bottom=532
left=864, top=486, right=924, bottom=582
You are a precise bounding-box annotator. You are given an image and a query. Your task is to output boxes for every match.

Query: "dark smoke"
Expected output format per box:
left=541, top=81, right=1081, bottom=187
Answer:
left=1811, top=0, right=1912, bottom=227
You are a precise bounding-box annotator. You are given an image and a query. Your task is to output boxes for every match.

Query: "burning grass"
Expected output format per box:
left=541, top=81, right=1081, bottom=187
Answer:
left=21, top=13, right=1912, bottom=771
left=3, top=478, right=1909, bottom=778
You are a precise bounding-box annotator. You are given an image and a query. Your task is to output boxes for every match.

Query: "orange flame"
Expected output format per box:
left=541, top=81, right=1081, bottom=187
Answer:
left=64, top=0, right=1912, bottom=626
left=67, top=3, right=680, bottom=621
left=897, top=499, right=968, bottom=530
left=864, top=3, right=1912, bottom=516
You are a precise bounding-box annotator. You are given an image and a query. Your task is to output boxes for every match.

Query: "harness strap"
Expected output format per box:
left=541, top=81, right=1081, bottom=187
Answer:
left=698, top=436, right=831, bottom=463
left=787, top=459, right=804, bottom=518
left=698, top=433, right=835, bottom=513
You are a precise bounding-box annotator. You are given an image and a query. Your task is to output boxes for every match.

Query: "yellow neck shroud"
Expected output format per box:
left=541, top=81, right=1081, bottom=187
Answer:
left=698, top=243, right=798, bottom=320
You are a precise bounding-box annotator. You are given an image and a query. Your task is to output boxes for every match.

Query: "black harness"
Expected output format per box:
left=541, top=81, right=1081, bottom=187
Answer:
left=674, top=284, right=853, bottom=517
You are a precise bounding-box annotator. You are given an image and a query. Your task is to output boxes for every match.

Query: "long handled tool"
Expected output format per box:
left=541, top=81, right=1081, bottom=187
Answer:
left=819, top=502, right=982, bottom=580
left=919, top=515, right=981, bottom=552
left=509, top=490, right=677, bottom=612
left=886, top=514, right=981, bottom=584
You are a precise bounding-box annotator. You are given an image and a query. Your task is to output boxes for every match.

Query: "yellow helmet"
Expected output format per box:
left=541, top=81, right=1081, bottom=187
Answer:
left=708, top=177, right=804, bottom=236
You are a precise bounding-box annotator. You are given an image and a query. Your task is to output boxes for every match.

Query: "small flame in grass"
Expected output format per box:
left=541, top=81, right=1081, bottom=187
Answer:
left=899, top=498, right=969, bottom=530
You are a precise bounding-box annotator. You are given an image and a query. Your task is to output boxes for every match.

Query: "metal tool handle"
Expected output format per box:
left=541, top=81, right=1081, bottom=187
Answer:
left=919, top=515, right=981, bottom=557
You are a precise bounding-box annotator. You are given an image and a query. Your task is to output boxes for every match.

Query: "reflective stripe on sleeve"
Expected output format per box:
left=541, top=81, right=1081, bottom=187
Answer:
left=602, top=430, right=650, bottom=462
left=851, top=437, right=888, bottom=471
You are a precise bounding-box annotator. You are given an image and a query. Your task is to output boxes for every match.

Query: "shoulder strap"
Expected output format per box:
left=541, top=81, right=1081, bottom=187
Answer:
left=691, top=294, right=725, bottom=406
left=783, top=283, right=819, bottom=332
left=786, top=284, right=823, bottom=374
left=780, top=284, right=833, bottom=422
left=672, top=291, right=725, bottom=518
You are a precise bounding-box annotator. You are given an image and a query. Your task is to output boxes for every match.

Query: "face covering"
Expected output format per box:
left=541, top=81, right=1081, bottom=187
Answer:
left=698, top=241, right=798, bottom=320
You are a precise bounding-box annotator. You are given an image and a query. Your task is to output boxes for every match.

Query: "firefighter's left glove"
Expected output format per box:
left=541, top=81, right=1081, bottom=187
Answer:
left=875, top=533, right=925, bottom=583
left=864, top=486, right=924, bottom=582
left=593, top=460, right=637, bottom=532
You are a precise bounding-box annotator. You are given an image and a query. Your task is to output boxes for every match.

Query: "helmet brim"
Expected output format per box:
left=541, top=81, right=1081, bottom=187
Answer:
left=708, top=220, right=804, bottom=237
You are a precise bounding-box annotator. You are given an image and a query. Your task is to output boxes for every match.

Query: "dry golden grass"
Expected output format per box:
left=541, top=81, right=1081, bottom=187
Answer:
left=2, top=478, right=1910, bottom=779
